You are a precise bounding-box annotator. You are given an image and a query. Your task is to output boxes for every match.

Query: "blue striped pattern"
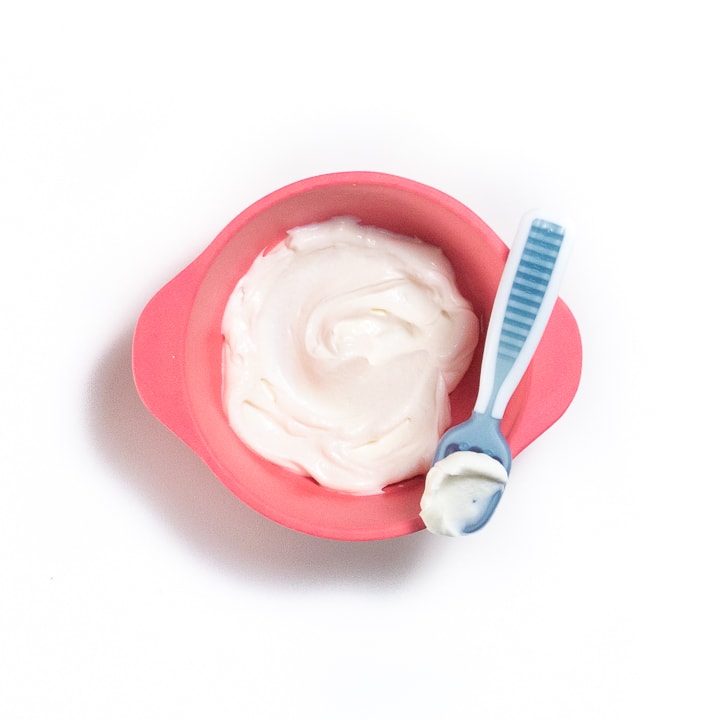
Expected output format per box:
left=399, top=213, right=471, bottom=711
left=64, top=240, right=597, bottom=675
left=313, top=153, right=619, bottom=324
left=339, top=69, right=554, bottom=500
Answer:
left=497, top=219, right=564, bottom=364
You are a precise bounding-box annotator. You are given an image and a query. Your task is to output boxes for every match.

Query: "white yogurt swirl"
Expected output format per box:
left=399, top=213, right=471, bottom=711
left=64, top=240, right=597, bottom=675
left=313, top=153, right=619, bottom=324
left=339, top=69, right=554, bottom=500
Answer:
left=221, top=217, right=479, bottom=494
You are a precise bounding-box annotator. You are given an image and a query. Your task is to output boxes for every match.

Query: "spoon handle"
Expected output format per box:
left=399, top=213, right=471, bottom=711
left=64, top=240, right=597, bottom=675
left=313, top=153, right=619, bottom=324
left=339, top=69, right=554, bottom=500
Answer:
left=474, top=212, right=573, bottom=420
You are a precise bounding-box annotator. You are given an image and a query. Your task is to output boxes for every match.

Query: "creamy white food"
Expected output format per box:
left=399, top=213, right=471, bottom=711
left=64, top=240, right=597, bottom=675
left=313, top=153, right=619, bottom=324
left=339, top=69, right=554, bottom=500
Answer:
left=420, top=451, right=508, bottom=536
left=221, top=217, right=479, bottom=494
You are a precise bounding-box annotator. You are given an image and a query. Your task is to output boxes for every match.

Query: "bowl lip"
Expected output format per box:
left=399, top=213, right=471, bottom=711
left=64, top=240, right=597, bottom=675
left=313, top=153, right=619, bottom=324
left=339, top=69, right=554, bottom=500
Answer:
left=132, top=171, right=583, bottom=541
left=206, top=170, right=505, bottom=265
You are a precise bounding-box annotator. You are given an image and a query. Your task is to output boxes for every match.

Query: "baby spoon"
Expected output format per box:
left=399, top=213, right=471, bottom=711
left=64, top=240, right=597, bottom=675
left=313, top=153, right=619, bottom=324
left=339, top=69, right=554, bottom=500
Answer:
left=420, top=212, right=573, bottom=536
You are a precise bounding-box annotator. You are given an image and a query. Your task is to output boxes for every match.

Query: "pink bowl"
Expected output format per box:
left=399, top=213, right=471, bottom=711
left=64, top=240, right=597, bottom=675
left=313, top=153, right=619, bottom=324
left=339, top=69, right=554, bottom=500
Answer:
left=132, top=172, right=582, bottom=541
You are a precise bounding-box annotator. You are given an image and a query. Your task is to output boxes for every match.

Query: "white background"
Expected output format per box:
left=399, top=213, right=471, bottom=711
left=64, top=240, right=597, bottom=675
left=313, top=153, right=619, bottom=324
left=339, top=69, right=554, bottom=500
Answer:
left=2, top=1, right=718, bottom=718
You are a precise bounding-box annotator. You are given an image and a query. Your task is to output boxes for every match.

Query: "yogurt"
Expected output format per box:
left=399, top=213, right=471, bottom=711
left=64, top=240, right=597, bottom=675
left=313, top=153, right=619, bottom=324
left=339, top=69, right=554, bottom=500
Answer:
left=420, top=451, right=508, bottom=536
left=221, top=217, right=479, bottom=494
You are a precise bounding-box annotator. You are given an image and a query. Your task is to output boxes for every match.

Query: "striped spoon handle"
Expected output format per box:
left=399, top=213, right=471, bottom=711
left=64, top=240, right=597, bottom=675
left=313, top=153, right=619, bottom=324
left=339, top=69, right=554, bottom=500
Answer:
left=474, top=213, right=572, bottom=420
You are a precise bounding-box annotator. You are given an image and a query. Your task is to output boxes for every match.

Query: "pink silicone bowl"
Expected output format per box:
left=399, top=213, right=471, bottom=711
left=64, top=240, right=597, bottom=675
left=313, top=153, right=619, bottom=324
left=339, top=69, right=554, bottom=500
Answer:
left=132, top=172, right=582, bottom=541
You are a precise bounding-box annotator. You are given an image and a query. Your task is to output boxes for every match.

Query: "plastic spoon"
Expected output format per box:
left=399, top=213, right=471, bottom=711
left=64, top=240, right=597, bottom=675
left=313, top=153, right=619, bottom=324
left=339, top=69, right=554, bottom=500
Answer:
left=420, top=212, right=573, bottom=536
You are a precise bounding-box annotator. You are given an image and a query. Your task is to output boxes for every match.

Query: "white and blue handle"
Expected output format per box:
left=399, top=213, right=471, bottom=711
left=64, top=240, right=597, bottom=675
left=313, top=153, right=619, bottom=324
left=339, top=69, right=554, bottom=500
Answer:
left=474, top=213, right=572, bottom=421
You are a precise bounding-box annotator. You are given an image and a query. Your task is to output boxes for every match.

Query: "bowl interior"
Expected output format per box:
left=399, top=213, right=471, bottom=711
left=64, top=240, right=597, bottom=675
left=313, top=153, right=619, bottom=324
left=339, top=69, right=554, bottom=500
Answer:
left=181, top=174, right=528, bottom=540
